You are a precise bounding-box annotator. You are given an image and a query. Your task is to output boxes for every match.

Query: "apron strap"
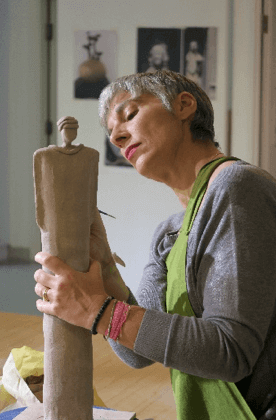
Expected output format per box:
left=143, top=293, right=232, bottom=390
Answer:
left=181, top=156, right=240, bottom=235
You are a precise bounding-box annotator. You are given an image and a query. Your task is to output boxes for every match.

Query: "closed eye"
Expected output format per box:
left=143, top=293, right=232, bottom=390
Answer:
left=126, top=110, right=138, bottom=121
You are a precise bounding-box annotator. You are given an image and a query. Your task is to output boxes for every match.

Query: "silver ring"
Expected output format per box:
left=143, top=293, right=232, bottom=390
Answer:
left=43, top=287, right=50, bottom=302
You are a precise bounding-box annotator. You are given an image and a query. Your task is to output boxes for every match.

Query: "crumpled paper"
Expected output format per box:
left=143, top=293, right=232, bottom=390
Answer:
left=0, top=346, right=43, bottom=413
left=0, top=346, right=105, bottom=414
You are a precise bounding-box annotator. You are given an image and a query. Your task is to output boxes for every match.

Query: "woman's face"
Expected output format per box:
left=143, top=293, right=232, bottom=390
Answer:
left=107, top=91, right=185, bottom=183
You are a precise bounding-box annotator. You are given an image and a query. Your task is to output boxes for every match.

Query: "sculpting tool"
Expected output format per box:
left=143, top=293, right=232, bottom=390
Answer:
left=99, top=210, right=116, bottom=219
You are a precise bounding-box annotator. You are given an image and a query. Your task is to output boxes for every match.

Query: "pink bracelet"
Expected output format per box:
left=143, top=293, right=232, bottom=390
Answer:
left=105, top=301, right=131, bottom=342
left=104, top=301, right=124, bottom=338
left=113, top=302, right=131, bottom=342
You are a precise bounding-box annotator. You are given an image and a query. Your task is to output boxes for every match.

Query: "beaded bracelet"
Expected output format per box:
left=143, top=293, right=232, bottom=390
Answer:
left=91, top=296, right=114, bottom=335
left=103, top=299, right=117, bottom=341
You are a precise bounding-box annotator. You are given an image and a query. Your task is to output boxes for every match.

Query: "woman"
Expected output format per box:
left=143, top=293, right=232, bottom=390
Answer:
left=34, top=70, right=276, bottom=419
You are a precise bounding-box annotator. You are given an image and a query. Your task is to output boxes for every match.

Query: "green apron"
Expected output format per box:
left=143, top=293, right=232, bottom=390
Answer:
left=166, top=157, right=256, bottom=420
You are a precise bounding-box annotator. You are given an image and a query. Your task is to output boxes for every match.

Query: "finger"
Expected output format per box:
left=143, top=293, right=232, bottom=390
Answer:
left=35, top=252, right=71, bottom=276
left=34, top=268, right=55, bottom=288
left=35, top=282, right=51, bottom=300
left=89, top=259, right=102, bottom=277
left=36, top=299, right=54, bottom=315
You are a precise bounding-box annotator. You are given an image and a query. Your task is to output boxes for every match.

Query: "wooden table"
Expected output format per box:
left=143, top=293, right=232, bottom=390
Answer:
left=0, top=312, right=177, bottom=420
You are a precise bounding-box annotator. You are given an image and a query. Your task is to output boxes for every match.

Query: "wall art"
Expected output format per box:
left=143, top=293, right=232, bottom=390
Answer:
left=74, top=30, right=117, bottom=99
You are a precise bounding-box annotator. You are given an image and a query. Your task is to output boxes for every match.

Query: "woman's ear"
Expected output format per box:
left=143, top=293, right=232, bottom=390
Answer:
left=174, top=91, right=197, bottom=121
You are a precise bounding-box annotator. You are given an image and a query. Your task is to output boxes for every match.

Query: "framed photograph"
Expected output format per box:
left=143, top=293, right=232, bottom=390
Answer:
left=74, top=30, right=117, bottom=99
left=137, top=28, right=181, bottom=73
left=183, top=27, right=218, bottom=100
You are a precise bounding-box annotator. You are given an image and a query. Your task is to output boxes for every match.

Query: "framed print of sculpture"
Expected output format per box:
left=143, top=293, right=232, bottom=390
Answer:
left=74, top=30, right=117, bottom=99
left=137, top=27, right=181, bottom=73
left=183, top=27, right=218, bottom=100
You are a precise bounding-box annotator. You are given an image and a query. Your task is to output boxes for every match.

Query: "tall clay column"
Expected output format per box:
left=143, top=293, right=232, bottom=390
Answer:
left=33, top=117, right=99, bottom=419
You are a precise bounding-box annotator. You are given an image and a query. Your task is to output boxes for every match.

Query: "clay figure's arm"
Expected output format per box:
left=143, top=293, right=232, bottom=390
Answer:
left=90, top=209, right=130, bottom=302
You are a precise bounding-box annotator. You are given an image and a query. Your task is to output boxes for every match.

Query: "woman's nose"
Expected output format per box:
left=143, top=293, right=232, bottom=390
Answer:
left=110, top=126, right=130, bottom=148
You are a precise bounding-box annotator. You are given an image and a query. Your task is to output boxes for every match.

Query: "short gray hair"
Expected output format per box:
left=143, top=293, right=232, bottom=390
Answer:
left=98, top=70, right=218, bottom=147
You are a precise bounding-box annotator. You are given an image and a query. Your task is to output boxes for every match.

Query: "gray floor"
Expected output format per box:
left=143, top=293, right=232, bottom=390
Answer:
left=0, top=262, right=43, bottom=316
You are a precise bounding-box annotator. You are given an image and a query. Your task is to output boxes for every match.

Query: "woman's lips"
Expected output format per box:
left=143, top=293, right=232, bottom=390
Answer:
left=125, top=143, right=141, bottom=160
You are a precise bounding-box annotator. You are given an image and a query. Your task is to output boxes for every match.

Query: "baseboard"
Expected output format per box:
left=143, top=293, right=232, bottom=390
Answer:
left=0, top=244, right=31, bottom=264
left=0, top=244, right=8, bottom=261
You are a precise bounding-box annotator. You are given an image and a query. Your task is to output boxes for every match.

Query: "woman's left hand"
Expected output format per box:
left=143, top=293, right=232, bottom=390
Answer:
left=34, top=252, right=109, bottom=330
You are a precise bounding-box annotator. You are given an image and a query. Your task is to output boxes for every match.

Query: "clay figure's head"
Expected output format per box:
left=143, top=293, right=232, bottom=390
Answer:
left=190, top=41, right=198, bottom=53
left=57, top=116, right=79, bottom=147
left=148, top=43, right=169, bottom=69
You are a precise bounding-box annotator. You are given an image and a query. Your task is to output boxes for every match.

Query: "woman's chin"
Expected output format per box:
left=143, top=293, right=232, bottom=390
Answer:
left=135, top=160, right=159, bottom=181
left=133, top=155, right=148, bottom=175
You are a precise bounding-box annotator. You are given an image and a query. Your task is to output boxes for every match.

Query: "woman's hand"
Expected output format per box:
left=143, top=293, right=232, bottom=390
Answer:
left=34, top=252, right=109, bottom=330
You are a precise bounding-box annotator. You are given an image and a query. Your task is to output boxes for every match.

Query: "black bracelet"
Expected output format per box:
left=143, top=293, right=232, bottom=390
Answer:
left=91, top=296, right=114, bottom=335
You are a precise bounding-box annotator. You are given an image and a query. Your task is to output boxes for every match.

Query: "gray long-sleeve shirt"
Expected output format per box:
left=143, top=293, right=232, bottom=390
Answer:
left=108, top=160, right=276, bottom=419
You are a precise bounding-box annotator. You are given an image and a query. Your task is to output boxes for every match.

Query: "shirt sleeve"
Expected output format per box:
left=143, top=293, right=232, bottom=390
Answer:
left=133, top=164, right=276, bottom=382
left=107, top=212, right=184, bottom=369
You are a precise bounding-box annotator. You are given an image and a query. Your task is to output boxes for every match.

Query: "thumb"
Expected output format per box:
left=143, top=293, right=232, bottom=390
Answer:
left=89, top=259, right=102, bottom=277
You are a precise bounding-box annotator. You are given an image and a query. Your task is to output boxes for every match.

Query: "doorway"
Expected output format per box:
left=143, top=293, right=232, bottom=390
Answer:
left=255, top=0, right=276, bottom=177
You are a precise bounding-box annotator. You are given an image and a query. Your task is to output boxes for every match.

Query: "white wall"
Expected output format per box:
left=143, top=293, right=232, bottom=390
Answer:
left=231, top=0, right=256, bottom=163
left=0, top=0, right=258, bottom=297
left=57, top=0, right=231, bottom=294
left=0, top=0, right=10, bottom=249
left=3, top=0, right=47, bottom=259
